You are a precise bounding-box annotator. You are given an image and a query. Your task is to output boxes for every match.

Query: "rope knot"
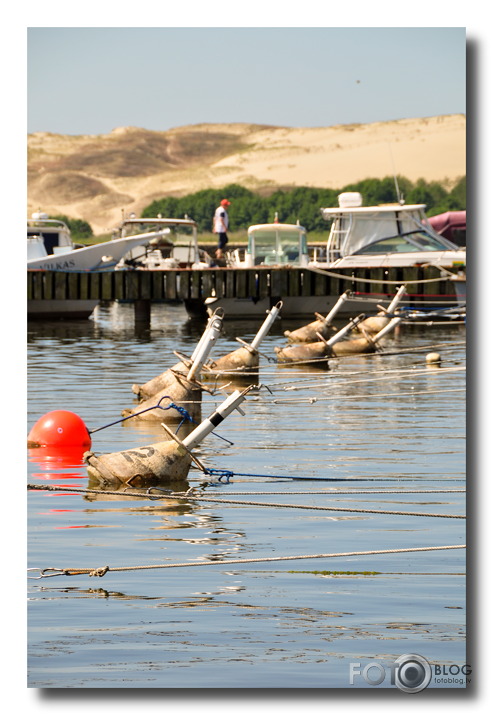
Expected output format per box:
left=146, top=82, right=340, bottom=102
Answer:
left=166, top=402, right=193, bottom=421
left=89, top=566, right=109, bottom=578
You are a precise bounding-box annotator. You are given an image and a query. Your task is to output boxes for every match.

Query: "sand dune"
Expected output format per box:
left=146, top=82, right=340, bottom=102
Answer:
left=27, top=115, right=465, bottom=235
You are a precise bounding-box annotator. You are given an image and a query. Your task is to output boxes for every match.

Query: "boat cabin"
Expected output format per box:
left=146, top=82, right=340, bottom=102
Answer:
left=114, top=216, right=209, bottom=268
left=27, top=213, right=74, bottom=260
left=321, top=193, right=460, bottom=263
left=239, top=223, right=309, bottom=267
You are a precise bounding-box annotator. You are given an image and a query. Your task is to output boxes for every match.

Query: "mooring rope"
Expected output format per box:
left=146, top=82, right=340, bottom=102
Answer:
left=262, top=349, right=466, bottom=388
left=274, top=344, right=466, bottom=368
left=27, top=484, right=464, bottom=518
left=279, top=365, right=465, bottom=393
left=89, top=395, right=195, bottom=434
left=142, top=494, right=465, bottom=519
left=27, top=544, right=466, bottom=579
left=173, top=489, right=466, bottom=496
left=272, top=386, right=465, bottom=404
left=307, top=265, right=463, bottom=285
left=26, top=485, right=466, bottom=497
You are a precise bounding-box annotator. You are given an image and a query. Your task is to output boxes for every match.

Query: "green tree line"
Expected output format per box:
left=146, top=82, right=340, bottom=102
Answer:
left=142, top=176, right=466, bottom=233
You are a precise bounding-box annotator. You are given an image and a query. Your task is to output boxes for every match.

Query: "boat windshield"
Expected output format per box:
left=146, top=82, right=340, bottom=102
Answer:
left=248, top=227, right=307, bottom=265
left=332, top=209, right=459, bottom=256
left=353, top=230, right=458, bottom=255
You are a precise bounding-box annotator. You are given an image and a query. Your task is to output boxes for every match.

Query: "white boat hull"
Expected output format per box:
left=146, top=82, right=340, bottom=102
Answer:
left=199, top=286, right=463, bottom=321
left=28, top=299, right=99, bottom=320
left=27, top=235, right=162, bottom=272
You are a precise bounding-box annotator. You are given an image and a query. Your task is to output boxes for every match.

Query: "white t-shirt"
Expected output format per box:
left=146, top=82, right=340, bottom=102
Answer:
left=213, top=206, right=229, bottom=233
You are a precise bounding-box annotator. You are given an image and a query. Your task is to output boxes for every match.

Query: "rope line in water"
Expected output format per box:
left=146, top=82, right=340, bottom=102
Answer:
left=280, top=365, right=465, bottom=393
left=148, top=495, right=465, bottom=519
left=267, top=352, right=466, bottom=388
left=26, top=484, right=464, bottom=518
left=211, top=342, right=466, bottom=380
left=201, top=472, right=465, bottom=483
left=89, top=396, right=196, bottom=435
left=272, top=386, right=466, bottom=404
left=161, top=489, right=467, bottom=496
left=274, top=343, right=466, bottom=367
left=28, top=544, right=466, bottom=579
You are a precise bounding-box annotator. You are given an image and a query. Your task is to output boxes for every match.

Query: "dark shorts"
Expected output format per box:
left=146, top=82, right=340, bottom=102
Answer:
left=217, top=232, right=229, bottom=249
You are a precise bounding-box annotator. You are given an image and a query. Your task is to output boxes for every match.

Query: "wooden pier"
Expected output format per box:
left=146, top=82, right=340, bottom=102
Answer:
left=27, top=265, right=464, bottom=320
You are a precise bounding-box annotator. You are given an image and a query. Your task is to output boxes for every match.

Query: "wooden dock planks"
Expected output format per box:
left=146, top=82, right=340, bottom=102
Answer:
left=27, top=266, right=463, bottom=306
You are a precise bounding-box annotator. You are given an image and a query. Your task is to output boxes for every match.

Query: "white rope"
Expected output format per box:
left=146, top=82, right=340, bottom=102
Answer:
left=308, top=265, right=462, bottom=285
left=27, top=485, right=465, bottom=515
left=179, top=494, right=464, bottom=518
left=192, top=489, right=466, bottom=496
left=34, top=544, right=465, bottom=579
left=273, top=386, right=466, bottom=404
left=281, top=365, right=465, bottom=393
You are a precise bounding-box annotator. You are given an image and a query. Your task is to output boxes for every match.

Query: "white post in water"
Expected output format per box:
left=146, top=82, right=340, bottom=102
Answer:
left=182, top=387, right=253, bottom=451
left=371, top=317, right=403, bottom=344
left=187, top=314, right=223, bottom=382
left=190, top=309, right=224, bottom=362
left=322, top=313, right=367, bottom=348
left=323, top=290, right=351, bottom=324
left=386, top=285, right=407, bottom=314
left=249, top=301, right=283, bottom=350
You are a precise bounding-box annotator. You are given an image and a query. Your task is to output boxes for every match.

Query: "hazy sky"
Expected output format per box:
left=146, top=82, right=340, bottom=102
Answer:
left=27, top=27, right=465, bottom=135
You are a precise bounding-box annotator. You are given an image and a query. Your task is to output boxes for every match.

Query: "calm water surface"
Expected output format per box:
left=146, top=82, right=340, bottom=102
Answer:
left=27, top=302, right=466, bottom=689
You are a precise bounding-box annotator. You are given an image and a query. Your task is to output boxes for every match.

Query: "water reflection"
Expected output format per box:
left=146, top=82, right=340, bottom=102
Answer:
left=27, top=302, right=466, bottom=688
left=84, top=476, right=191, bottom=507
left=28, top=444, right=87, bottom=471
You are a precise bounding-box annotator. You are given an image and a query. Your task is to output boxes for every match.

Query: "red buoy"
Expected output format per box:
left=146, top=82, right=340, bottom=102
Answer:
left=28, top=410, right=92, bottom=449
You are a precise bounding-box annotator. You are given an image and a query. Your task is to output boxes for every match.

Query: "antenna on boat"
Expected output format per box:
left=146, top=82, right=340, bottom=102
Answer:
left=387, top=144, right=405, bottom=205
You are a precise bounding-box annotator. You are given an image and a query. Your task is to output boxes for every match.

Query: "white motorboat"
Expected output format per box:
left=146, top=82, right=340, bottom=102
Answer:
left=318, top=192, right=466, bottom=269
left=114, top=216, right=212, bottom=270
left=226, top=221, right=309, bottom=268
left=28, top=214, right=99, bottom=319
left=203, top=221, right=311, bottom=317
left=27, top=213, right=168, bottom=272
left=27, top=212, right=173, bottom=319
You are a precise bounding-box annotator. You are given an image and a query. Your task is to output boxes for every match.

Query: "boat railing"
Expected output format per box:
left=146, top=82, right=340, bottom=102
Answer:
left=327, top=216, right=352, bottom=261
left=28, top=218, right=70, bottom=231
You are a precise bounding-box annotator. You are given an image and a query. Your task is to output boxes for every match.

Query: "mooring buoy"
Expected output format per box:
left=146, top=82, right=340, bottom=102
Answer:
left=28, top=410, right=92, bottom=449
left=275, top=314, right=366, bottom=363
left=355, top=285, right=407, bottom=334
left=330, top=316, right=403, bottom=356
left=284, top=290, right=351, bottom=343
left=206, top=302, right=283, bottom=374
left=132, top=309, right=224, bottom=398
left=426, top=352, right=442, bottom=365
left=122, top=314, right=224, bottom=425
left=85, top=386, right=254, bottom=487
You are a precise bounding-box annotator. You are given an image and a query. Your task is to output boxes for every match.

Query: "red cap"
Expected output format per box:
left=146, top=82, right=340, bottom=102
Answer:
left=220, top=199, right=231, bottom=206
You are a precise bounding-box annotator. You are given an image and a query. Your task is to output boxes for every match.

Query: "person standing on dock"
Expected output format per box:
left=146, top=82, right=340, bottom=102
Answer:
left=213, top=198, right=231, bottom=261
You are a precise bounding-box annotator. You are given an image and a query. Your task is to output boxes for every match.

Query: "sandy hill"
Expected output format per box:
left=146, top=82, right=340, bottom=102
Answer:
left=28, top=115, right=466, bottom=235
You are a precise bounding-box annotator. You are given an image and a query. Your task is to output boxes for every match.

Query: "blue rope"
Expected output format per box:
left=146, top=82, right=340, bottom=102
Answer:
left=89, top=396, right=234, bottom=446
left=203, top=468, right=234, bottom=484
left=89, top=396, right=193, bottom=434
left=199, top=469, right=459, bottom=485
